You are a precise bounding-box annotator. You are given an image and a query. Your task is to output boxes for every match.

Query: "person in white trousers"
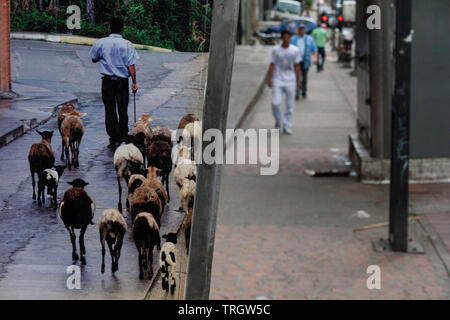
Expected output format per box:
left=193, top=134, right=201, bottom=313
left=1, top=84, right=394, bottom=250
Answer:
left=267, top=30, right=302, bottom=134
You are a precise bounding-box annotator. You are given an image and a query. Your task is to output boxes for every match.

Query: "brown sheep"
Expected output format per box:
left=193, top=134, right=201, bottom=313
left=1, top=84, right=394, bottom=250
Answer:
left=129, top=185, right=162, bottom=227
left=57, top=103, right=76, bottom=161
left=99, top=209, right=127, bottom=274
left=142, top=166, right=168, bottom=211
left=126, top=174, right=146, bottom=211
left=149, top=126, right=173, bottom=147
left=60, top=110, right=86, bottom=170
left=131, top=114, right=153, bottom=167
left=131, top=114, right=153, bottom=139
left=146, top=126, right=173, bottom=202
left=184, top=209, right=193, bottom=255
left=177, top=113, right=199, bottom=143
left=133, top=212, right=161, bottom=280
left=28, top=130, right=55, bottom=206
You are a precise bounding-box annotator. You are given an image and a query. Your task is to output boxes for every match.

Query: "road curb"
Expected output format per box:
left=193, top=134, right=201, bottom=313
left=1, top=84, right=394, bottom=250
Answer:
left=11, top=32, right=174, bottom=52
left=234, top=73, right=267, bottom=129
left=0, top=97, right=78, bottom=149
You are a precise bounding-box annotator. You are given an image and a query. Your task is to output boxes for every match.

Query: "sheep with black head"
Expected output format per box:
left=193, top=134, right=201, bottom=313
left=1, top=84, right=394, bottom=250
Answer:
left=58, top=179, right=95, bottom=265
left=43, top=165, right=66, bottom=209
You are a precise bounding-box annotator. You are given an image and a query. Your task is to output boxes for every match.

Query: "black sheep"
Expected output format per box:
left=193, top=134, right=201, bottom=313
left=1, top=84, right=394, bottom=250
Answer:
left=58, top=179, right=95, bottom=265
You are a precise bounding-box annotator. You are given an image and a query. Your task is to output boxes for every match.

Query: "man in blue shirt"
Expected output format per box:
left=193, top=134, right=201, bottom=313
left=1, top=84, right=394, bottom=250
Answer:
left=290, top=24, right=318, bottom=99
left=89, top=18, right=139, bottom=149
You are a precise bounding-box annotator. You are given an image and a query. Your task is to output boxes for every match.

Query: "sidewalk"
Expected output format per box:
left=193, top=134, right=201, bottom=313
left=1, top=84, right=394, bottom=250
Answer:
left=210, top=50, right=450, bottom=299
left=227, top=45, right=272, bottom=130
left=0, top=83, right=77, bottom=147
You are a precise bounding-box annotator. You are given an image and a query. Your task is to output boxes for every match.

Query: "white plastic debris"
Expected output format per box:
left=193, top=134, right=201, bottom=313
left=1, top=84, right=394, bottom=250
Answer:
left=354, top=210, right=371, bottom=219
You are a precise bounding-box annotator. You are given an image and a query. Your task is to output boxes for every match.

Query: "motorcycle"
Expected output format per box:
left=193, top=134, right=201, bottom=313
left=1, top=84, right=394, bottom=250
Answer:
left=338, top=27, right=354, bottom=63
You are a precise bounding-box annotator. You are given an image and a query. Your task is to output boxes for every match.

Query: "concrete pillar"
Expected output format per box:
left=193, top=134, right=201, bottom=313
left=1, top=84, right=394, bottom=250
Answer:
left=0, top=0, right=11, bottom=92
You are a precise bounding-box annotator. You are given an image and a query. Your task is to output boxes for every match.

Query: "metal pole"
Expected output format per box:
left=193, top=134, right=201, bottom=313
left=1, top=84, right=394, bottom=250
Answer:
left=389, top=0, right=412, bottom=252
left=133, top=92, right=136, bottom=123
left=370, top=0, right=393, bottom=159
left=184, top=0, right=240, bottom=300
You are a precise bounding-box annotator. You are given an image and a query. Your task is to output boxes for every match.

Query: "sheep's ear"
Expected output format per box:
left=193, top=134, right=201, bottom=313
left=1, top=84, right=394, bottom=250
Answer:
left=67, top=181, right=74, bottom=186
left=50, top=130, right=54, bottom=137
left=83, top=182, right=89, bottom=187
left=36, top=130, right=43, bottom=136
left=78, top=113, right=87, bottom=117
left=162, top=234, right=167, bottom=239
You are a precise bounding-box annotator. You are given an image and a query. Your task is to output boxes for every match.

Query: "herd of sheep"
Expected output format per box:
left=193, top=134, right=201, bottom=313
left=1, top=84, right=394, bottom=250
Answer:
left=27, top=103, right=201, bottom=295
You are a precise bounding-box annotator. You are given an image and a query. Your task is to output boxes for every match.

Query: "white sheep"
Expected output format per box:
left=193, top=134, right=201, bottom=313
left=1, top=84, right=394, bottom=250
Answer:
left=174, top=146, right=197, bottom=211
left=182, top=120, right=202, bottom=161
left=113, top=137, right=145, bottom=213
left=43, top=165, right=66, bottom=209
left=179, top=178, right=195, bottom=217
left=99, top=209, right=127, bottom=274
left=160, top=233, right=177, bottom=295
left=174, top=146, right=196, bottom=185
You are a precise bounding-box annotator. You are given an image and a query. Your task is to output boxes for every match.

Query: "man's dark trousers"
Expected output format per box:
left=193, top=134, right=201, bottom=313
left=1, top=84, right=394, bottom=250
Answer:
left=301, top=67, right=309, bottom=96
left=296, top=63, right=309, bottom=98
left=317, top=47, right=326, bottom=71
left=102, top=76, right=129, bottom=144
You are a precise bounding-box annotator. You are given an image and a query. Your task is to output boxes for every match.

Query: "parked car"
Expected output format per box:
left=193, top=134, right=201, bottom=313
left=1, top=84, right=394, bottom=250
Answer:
left=263, top=17, right=317, bottom=35
left=269, top=0, right=302, bottom=21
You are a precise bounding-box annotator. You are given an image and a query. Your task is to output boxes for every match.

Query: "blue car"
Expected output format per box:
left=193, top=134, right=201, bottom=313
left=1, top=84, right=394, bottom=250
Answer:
left=264, top=17, right=317, bottom=35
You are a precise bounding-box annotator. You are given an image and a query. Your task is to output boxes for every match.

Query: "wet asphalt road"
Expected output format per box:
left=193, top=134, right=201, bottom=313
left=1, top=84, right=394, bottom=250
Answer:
left=0, top=41, right=206, bottom=299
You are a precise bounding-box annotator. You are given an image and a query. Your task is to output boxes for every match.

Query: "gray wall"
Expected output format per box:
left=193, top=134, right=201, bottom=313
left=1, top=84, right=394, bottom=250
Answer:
left=356, top=0, right=450, bottom=159
left=410, top=0, right=450, bottom=158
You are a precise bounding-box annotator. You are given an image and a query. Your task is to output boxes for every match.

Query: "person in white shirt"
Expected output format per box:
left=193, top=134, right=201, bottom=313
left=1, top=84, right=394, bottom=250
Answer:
left=89, top=18, right=139, bottom=149
left=267, top=30, right=302, bottom=134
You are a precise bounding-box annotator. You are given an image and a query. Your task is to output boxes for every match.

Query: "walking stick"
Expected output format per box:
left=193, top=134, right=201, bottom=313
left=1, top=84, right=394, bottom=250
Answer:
left=133, top=91, right=136, bottom=123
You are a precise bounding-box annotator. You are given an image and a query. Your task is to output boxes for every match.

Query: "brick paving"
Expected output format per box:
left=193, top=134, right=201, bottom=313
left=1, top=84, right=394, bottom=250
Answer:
left=210, top=51, right=450, bottom=300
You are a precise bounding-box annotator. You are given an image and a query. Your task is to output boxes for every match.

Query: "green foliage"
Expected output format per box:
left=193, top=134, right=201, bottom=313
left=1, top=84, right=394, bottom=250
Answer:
left=303, top=0, right=314, bottom=10
left=10, top=0, right=212, bottom=52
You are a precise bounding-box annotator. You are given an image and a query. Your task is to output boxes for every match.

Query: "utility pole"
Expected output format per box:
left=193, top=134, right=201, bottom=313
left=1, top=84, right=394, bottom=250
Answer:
left=389, top=0, right=412, bottom=252
left=184, top=0, right=240, bottom=300
left=0, top=0, right=11, bottom=93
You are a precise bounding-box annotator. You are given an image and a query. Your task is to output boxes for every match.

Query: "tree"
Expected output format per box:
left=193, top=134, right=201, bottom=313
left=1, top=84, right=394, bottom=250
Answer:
left=87, top=0, right=95, bottom=25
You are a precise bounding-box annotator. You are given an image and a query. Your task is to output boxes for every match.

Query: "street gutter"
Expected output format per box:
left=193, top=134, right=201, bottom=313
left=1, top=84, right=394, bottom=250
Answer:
left=0, top=94, right=77, bottom=148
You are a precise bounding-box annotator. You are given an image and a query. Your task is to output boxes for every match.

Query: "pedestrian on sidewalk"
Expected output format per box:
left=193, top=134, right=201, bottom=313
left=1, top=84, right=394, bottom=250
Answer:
left=290, top=24, right=318, bottom=99
left=267, top=30, right=302, bottom=135
left=89, top=17, right=139, bottom=149
left=312, top=23, right=329, bottom=72
left=288, top=19, right=298, bottom=36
